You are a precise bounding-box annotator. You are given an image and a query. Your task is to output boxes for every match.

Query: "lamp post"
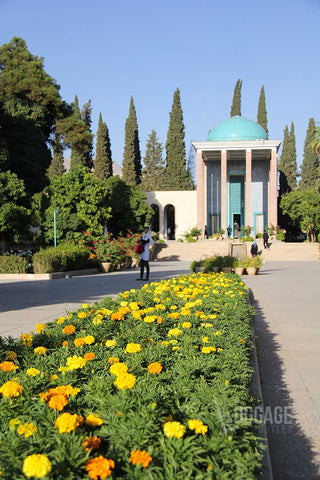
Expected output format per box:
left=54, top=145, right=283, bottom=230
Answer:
left=53, top=206, right=60, bottom=247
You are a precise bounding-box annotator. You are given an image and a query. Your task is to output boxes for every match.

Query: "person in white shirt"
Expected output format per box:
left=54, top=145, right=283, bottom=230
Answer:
left=137, top=226, right=153, bottom=281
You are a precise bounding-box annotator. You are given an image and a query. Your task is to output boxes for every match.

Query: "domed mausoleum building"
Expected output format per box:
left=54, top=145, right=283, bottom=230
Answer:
left=193, top=116, right=281, bottom=237
left=145, top=116, right=281, bottom=240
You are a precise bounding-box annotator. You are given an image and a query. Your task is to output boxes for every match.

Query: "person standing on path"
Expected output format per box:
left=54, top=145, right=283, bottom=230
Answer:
left=137, top=226, right=153, bottom=281
left=263, top=230, right=269, bottom=249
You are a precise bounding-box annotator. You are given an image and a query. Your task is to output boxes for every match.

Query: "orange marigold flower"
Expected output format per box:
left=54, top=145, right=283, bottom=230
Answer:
left=0, top=361, right=18, bottom=372
left=34, top=347, right=48, bottom=355
left=62, top=340, right=68, bottom=347
left=74, top=337, right=86, bottom=347
left=55, top=412, right=84, bottom=434
left=148, top=362, right=163, bottom=374
left=63, top=325, right=76, bottom=335
left=110, top=312, right=124, bottom=321
left=48, top=394, right=69, bottom=411
left=108, top=357, right=119, bottom=365
left=85, top=455, right=115, bottom=479
left=84, top=352, right=96, bottom=361
left=129, top=449, right=152, bottom=468
left=86, top=414, right=103, bottom=427
left=83, top=435, right=101, bottom=452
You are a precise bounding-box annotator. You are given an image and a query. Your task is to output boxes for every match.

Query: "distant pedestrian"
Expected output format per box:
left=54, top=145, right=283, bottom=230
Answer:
left=137, top=226, right=153, bottom=281
left=263, top=230, right=269, bottom=249
left=227, top=225, right=232, bottom=238
left=250, top=240, right=258, bottom=257
left=204, top=225, right=208, bottom=239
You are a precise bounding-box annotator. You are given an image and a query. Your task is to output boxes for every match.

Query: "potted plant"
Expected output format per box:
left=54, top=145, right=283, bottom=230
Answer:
left=221, top=255, right=235, bottom=273
left=233, top=257, right=249, bottom=276
left=246, top=256, right=263, bottom=275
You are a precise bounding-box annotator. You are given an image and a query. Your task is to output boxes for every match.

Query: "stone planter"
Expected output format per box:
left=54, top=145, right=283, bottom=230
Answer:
left=100, top=262, right=114, bottom=273
left=194, top=266, right=205, bottom=273
left=234, top=267, right=244, bottom=276
left=212, top=267, right=219, bottom=273
left=222, top=267, right=232, bottom=273
left=246, top=267, right=258, bottom=275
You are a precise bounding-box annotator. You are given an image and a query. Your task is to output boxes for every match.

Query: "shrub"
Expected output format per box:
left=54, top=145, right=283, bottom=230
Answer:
left=244, top=236, right=254, bottom=242
left=317, top=233, right=320, bottom=243
left=276, top=232, right=285, bottom=241
left=190, top=260, right=201, bottom=272
left=33, top=243, right=91, bottom=273
left=256, top=233, right=263, bottom=239
left=0, top=256, right=27, bottom=273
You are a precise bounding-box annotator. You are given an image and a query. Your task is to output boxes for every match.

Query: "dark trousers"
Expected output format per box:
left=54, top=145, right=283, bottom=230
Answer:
left=140, top=260, right=149, bottom=279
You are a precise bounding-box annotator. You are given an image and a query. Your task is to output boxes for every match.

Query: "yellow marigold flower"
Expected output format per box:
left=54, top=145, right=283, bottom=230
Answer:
left=78, top=311, right=87, bottom=319
left=22, top=454, right=51, bottom=478
left=169, top=339, right=178, bottom=345
left=36, top=323, right=46, bottom=334
left=167, top=328, right=182, bottom=337
left=120, top=301, right=128, bottom=307
left=201, top=346, right=216, bottom=354
left=239, top=338, right=246, bottom=344
left=93, top=314, right=103, bottom=325
left=5, top=351, right=17, bottom=361
left=225, top=379, right=230, bottom=385
left=148, top=362, right=163, bottom=374
left=74, top=337, right=85, bottom=347
left=217, top=347, right=223, bottom=352
left=50, top=374, right=59, bottom=381
left=182, top=322, right=192, bottom=329
left=84, top=352, right=96, bottom=361
left=114, top=373, right=136, bottom=390
left=202, top=336, right=209, bottom=343
left=21, top=333, right=33, bottom=347
left=84, top=335, right=95, bottom=345
left=129, top=449, right=152, bottom=468
left=55, top=412, right=84, bottom=433
left=66, top=355, right=86, bottom=370
left=131, top=311, right=141, bottom=320
left=17, top=422, right=38, bottom=438
left=168, top=312, right=180, bottom=319
left=83, top=435, right=101, bottom=451
left=62, top=341, right=68, bottom=347
left=108, top=357, right=119, bottom=365
left=161, top=341, right=170, bottom=346
left=154, top=303, right=166, bottom=310
left=188, top=419, right=208, bottom=435
left=105, top=339, right=116, bottom=347
left=26, top=368, right=40, bottom=376
left=0, top=361, right=18, bottom=372
left=172, top=346, right=180, bottom=351
left=85, top=455, right=115, bottom=480
left=163, top=421, right=186, bottom=439
left=34, top=347, right=48, bottom=355
left=180, top=309, right=191, bottom=316
left=86, top=414, right=103, bottom=427
left=125, top=343, right=141, bottom=354
left=56, top=316, right=65, bottom=324
left=118, top=306, right=130, bottom=315
left=109, top=362, right=128, bottom=376
left=63, top=325, right=76, bottom=335
left=9, top=417, right=21, bottom=428
left=0, top=380, right=23, bottom=397
left=170, top=305, right=178, bottom=310
left=82, top=303, right=90, bottom=308
left=201, top=323, right=213, bottom=328
left=144, top=315, right=157, bottom=323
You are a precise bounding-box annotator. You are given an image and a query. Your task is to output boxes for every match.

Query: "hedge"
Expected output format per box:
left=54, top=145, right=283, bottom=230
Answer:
left=32, top=243, right=92, bottom=273
left=0, top=256, right=27, bottom=274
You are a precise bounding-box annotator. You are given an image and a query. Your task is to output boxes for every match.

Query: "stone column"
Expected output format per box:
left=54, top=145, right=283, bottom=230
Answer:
left=245, top=149, right=252, bottom=228
left=221, top=150, right=227, bottom=234
left=196, top=150, right=205, bottom=237
left=269, top=148, right=278, bottom=228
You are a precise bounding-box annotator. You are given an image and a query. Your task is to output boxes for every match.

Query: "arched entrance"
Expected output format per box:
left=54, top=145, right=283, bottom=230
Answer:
left=164, top=204, right=175, bottom=240
left=150, top=204, right=159, bottom=233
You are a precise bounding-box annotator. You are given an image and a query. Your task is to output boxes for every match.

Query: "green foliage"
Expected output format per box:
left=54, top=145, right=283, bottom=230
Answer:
left=276, top=232, right=285, bottom=241
left=0, top=256, right=27, bottom=273
left=32, top=242, right=91, bottom=273
left=299, top=118, right=320, bottom=190
left=93, top=113, right=113, bottom=181
left=280, top=189, right=320, bottom=242
left=122, top=97, right=141, bottom=185
left=164, top=89, right=193, bottom=190
left=47, top=132, right=65, bottom=179
left=140, top=130, right=165, bottom=190
left=279, top=122, right=297, bottom=197
left=257, top=85, right=268, bottom=134
left=80, top=99, right=94, bottom=170
left=184, top=227, right=201, bottom=242
left=230, top=79, right=242, bottom=117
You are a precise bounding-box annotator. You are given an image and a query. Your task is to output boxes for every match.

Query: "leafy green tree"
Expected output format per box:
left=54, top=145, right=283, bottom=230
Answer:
left=0, top=171, right=30, bottom=241
left=230, top=79, right=242, bottom=117
left=299, top=118, right=319, bottom=190
left=122, top=97, right=141, bottom=185
left=140, top=130, right=165, bottom=191
left=257, top=85, right=268, bottom=134
left=40, top=166, right=111, bottom=243
left=281, top=189, right=320, bottom=242
left=164, top=88, right=193, bottom=190
left=105, top=176, right=153, bottom=236
left=47, top=132, right=65, bottom=179
left=0, top=37, right=64, bottom=194
left=93, top=113, right=113, bottom=181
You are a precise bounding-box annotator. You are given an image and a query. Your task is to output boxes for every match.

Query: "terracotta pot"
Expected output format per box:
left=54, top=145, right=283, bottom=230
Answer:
left=234, top=267, right=244, bottom=275
left=246, top=267, right=258, bottom=275
left=100, top=262, right=113, bottom=273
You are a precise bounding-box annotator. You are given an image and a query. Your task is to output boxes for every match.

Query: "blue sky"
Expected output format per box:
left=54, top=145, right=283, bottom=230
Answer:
left=1, top=0, right=319, bottom=176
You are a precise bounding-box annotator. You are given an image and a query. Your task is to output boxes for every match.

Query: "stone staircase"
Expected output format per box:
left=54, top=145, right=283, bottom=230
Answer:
left=154, top=239, right=319, bottom=262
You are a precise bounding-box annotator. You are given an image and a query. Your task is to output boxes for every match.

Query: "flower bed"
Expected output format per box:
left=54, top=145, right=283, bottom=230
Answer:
left=0, top=273, right=262, bottom=479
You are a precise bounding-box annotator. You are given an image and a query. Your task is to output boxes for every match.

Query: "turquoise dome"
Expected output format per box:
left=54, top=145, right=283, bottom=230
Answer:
left=207, top=116, right=268, bottom=141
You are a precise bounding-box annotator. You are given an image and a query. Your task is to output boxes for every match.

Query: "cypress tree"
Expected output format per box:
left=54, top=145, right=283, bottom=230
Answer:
left=93, top=113, right=113, bottom=181
left=122, top=97, right=141, bottom=185
left=47, top=132, right=65, bottom=179
left=257, top=85, right=268, bottom=134
left=230, top=79, right=242, bottom=117
left=81, top=99, right=94, bottom=170
left=164, top=88, right=193, bottom=190
left=140, top=130, right=165, bottom=191
left=279, top=125, right=290, bottom=196
left=299, top=118, right=319, bottom=190
left=287, top=122, right=297, bottom=190
left=279, top=122, right=297, bottom=195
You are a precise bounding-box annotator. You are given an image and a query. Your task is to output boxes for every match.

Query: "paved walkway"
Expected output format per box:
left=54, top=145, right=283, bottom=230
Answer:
left=0, top=259, right=319, bottom=479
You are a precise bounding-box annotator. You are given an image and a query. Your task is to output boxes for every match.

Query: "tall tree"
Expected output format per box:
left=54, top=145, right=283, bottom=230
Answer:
left=257, top=85, right=268, bottom=134
left=279, top=125, right=291, bottom=196
left=164, top=88, right=193, bottom=190
left=122, top=97, right=141, bottom=185
left=299, top=118, right=319, bottom=190
left=230, top=79, right=242, bottom=117
left=47, top=132, right=65, bottom=179
left=287, top=122, right=297, bottom=190
left=0, top=37, right=64, bottom=194
left=279, top=123, right=297, bottom=195
left=93, top=113, right=113, bottom=181
left=140, top=130, right=165, bottom=191
left=81, top=99, right=94, bottom=170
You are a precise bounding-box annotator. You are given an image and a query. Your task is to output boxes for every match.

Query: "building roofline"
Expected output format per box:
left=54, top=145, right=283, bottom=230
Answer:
left=192, top=139, right=281, bottom=151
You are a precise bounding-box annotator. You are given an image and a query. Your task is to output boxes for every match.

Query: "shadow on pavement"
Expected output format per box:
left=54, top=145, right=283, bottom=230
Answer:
left=253, top=297, right=320, bottom=480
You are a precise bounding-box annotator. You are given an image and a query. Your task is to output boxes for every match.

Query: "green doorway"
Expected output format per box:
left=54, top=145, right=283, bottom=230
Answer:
left=229, top=175, right=244, bottom=236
